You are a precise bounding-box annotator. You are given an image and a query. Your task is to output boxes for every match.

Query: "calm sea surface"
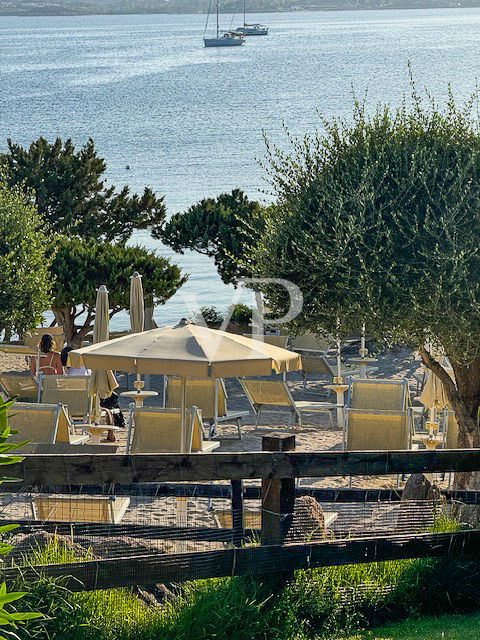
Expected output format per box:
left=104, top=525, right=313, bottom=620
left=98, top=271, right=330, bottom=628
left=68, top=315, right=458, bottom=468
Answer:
left=1, top=8, right=480, bottom=328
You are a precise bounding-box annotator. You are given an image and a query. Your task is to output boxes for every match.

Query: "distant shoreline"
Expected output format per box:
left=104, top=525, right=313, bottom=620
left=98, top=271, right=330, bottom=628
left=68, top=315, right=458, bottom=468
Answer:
left=0, top=5, right=477, bottom=18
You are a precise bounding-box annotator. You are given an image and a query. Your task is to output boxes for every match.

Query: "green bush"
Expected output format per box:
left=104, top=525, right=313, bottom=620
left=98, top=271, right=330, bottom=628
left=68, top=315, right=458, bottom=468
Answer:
left=229, top=304, right=253, bottom=325
left=197, top=306, right=224, bottom=326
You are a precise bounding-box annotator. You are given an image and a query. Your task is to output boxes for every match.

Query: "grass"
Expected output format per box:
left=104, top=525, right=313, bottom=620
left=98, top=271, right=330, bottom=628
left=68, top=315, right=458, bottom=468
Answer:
left=9, top=514, right=480, bottom=640
left=343, top=612, right=480, bottom=639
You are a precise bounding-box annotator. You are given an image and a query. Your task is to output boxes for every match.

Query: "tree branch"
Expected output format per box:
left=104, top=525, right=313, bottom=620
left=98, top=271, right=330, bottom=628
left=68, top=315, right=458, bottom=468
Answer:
left=419, top=344, right=459, bottom=405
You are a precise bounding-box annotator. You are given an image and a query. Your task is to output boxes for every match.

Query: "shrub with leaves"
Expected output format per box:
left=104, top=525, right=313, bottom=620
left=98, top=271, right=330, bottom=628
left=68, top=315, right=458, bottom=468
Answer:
left=0, top=398, right=42, bottom=639
left=254, top=80, right=480, bottom=487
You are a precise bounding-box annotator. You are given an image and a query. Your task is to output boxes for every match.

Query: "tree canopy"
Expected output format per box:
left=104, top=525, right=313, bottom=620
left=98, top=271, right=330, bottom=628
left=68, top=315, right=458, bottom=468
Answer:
left=1, top=137, right=166, bottom=243
left=50, top=236, right=186, bottom=345
left=0, top=171, right=51, bottom=338
left=253, top=88, right=480, bottom=475
left=161, top=189, right=266, bottom=285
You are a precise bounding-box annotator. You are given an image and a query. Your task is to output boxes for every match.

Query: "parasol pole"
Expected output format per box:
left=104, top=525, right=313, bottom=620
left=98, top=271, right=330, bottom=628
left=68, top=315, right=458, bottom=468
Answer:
left=180, top=376, right=187, bottom=454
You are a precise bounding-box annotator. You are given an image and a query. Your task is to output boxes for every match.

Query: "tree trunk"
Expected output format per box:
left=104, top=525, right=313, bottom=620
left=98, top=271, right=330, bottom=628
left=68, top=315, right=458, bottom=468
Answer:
left=420, top=346, right=480, bottom=490
left=52, top=307, right=94, bottom=348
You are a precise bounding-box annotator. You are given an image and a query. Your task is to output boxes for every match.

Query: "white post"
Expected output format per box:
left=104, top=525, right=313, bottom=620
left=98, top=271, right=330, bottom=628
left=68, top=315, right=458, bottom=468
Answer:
left=336, top=337, right=342, bottom=381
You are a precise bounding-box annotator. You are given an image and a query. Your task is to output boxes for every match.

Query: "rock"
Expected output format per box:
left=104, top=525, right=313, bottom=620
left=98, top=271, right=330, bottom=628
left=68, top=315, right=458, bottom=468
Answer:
left=137, top=582, right=176, bottom=606
left=6, top=531, right=87, bottom=563
left=397, top=474, right=443, bottom=533
left=402, top=474, right=440, bottom=501
left=74, top=535, right=170, bottom=559
left=285, top=496, right=327, bottom=543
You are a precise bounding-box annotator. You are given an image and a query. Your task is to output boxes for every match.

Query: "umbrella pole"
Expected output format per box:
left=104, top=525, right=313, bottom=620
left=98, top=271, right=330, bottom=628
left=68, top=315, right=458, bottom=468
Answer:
left=181, top=376, right=187, bottom=454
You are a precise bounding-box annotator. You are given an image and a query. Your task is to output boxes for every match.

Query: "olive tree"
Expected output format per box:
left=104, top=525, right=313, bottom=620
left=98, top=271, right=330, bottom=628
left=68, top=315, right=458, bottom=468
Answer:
left=254, top=89, right=480, bottom=488
left=0, top=171, right=51, bottom=339
left=50, top=236, right=186, bottom=346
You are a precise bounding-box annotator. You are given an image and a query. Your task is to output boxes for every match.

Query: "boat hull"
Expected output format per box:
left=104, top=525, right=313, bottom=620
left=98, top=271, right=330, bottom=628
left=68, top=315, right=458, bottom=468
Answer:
left=237, top=27, right=268, bottom=35
left=204, top=37, right=245, bottom=46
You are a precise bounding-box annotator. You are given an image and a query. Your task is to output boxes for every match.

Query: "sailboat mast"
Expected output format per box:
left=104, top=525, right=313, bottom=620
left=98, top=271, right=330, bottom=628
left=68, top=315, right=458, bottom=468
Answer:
left=244, top=0, right=246, bottom=27
left=216, top=0, right=219, bottom=38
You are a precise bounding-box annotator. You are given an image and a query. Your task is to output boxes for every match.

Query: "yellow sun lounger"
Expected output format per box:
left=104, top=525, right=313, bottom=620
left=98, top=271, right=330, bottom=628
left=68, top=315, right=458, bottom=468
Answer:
left=38, top=374, right=91, bottom=423
left=0, top=373, right=38, bottom=402
left=164, top=377, right=249, bottom=439
left=347, top=378, right=409, bottom=411
left=31, top=495, right=130, bottom=524
left=7, top=402, right=89, bottom=450
left=344, top=409, right=412, bottom=451
left=127, top=406, right=220, bottom=454
left=24, top=326, right=65, bottom=352
left=240, top=378, right=339, bottom=428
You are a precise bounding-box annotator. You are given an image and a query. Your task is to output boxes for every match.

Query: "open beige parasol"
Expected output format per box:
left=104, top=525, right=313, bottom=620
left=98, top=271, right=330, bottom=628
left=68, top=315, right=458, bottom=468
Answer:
left=71, top=322, right=302, bottom=450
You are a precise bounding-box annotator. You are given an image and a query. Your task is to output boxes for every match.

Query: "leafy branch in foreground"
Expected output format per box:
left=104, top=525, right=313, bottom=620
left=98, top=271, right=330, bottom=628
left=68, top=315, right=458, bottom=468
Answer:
left=0, top=398, right=42, bottom=639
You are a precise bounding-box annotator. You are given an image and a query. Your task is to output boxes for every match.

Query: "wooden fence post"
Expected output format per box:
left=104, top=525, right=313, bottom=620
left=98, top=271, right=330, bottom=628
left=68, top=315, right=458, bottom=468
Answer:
left=231, top=479, right=244, bottom=546
left=261, top=433, right=296, bottom=546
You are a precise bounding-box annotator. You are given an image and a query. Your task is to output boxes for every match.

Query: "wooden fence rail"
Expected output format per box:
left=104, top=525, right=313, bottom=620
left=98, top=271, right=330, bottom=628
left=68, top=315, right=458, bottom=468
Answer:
left=3, top=530, right=480, bottom=591
left=8, top=448, right=480, bottom=485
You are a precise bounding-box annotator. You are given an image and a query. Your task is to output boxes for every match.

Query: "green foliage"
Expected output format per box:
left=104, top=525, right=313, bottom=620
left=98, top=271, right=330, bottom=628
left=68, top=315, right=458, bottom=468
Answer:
left=229, top=303, right=253, bottom=325
left=162, top=189, right=266, bottom=285
left=254, top=85, right=480, bottom=365
left=196, top=306, right=224, bottom=326
left=0, top=170, right=51, bottom=338
left=1, top=137, right=166, bottom=243
left=49, top=235, right=186, bottom=345
left=0, top=398, right=42, bottom=639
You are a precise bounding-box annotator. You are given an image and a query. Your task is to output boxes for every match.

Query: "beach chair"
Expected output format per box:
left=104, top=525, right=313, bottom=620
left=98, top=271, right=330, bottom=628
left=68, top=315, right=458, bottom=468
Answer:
left=164, top=377, right=249, bottom=439
left=290, top=333, right=333, bottom=353
left=347, top=378, right=409, bottom=411
left=31, top=495, right=130, bottom=524
left=239, top=378, right=338, bottom=428
left=0, top=373, right=38, bottom=402
left=344, top=409, right=412, bottom=451
left=24, top=326, right=65, bottom=352
left=7, top=402, right=89, bottom=450
left=38, top=374, right=91, bottom=422
left=127, top=406, right=220, bottom=453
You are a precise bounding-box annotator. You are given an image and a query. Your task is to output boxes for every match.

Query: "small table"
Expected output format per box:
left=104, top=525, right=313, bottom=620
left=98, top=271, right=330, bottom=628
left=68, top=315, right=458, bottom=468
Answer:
left=84, top=424, right=122, bottom=445
left=324, top=383, right=349, bottom=429
left=413, top=434, right=444, bottom=450
left=120, top=390, right=158, bottom=407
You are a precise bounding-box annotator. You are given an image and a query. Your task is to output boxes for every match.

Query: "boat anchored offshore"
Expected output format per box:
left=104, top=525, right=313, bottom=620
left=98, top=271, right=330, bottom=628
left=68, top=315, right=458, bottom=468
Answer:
left=204, top=0, right=246, bottom=47
left=236, top=0, right=268, bottom=35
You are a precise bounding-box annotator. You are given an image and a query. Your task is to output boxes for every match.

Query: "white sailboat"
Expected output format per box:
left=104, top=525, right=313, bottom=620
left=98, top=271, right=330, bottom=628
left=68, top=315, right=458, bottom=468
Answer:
left=236, top=0, right=269, bottom=36
left=204, top=0, right=245, bottom=48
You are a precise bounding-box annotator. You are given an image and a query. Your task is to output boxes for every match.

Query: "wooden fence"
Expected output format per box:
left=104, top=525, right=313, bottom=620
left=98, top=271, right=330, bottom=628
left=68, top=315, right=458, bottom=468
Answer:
left=2, top=437, right=480, bottom=591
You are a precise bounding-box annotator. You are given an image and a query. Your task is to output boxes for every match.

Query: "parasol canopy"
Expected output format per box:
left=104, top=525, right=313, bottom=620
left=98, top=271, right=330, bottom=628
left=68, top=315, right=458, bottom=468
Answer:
left=70, top=323, right=302, bottom=378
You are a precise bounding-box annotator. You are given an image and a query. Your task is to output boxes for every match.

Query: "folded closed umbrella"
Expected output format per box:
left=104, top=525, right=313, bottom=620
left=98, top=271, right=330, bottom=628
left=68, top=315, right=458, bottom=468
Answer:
left=129, top=272, right=144, bottom=334
left=89, top=286, right=118, bottom=422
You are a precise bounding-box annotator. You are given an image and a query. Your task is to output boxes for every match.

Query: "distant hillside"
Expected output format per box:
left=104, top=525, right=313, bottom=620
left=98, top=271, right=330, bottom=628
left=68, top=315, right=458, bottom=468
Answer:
left=0, top=0, right=476, bottom=16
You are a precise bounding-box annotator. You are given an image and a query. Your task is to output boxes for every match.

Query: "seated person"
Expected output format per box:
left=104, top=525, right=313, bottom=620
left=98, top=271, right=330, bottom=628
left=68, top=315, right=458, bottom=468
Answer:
left=61, top=346, right=91, bottom=376
left=30, top=334, right=63, bottom=377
